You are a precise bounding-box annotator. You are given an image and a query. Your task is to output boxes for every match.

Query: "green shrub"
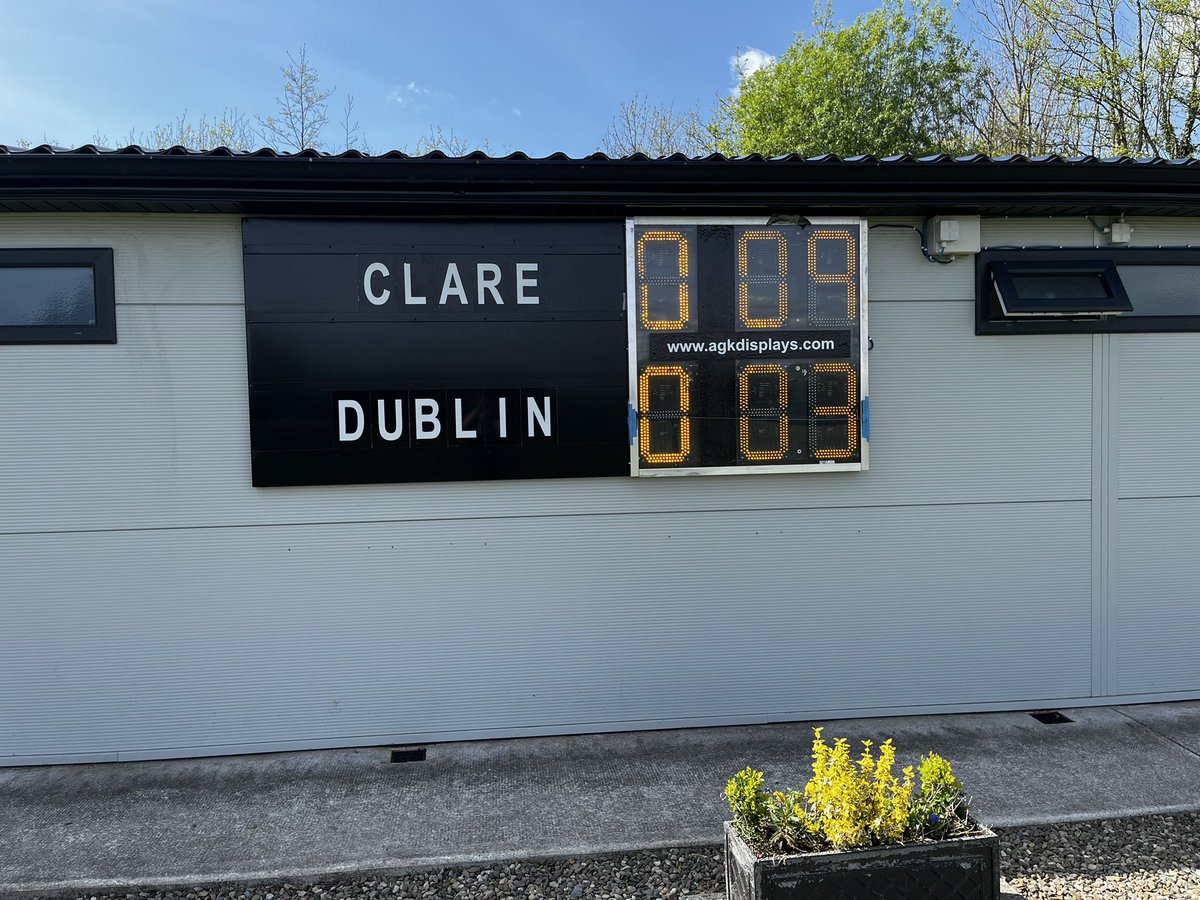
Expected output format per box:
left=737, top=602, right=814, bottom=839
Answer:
left=908, top=751, right=972, bottom=841
left=724, top=766, right=769, bottom=843
left=803, top=728, right=914, bottom=849
left=724, top=728, right=975, bottom=854
left=762, top=789, right=820, bottom=853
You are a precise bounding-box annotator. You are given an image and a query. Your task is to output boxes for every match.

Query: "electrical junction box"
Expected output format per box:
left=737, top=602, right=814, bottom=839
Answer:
left=931, top=215, right=981, bottom=258
left=1108, top=221, right=1134, bottom=244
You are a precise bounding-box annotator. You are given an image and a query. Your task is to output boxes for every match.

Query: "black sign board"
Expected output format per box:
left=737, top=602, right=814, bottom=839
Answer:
left=244, top=220, right=629, bottom=486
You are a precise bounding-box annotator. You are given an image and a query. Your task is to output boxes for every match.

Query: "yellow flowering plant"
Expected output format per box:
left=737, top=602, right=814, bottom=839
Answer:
left=724, top=728, right=976, bottom=854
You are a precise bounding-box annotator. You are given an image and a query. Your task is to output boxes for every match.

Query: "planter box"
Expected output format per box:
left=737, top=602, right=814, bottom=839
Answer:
left=724, top=820, right=1001, bottom=900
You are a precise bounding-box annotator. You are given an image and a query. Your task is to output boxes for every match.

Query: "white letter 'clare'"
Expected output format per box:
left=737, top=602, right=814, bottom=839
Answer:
left=516, top=262, right=539, bottom=304
left=403, top=262, right=426, bottom=305
left=477, top=263, right=503, bottom=304
left=364, top=262, right=390, bottom=305
left=440, top=263, right=469, bottom=305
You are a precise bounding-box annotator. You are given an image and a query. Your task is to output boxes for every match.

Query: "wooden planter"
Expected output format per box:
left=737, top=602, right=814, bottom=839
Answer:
left=724, top=821, right=1001, bottom=900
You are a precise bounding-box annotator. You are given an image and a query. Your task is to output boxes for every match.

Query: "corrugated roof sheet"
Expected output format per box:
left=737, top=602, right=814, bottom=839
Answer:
left=3, top=143, right=1200, bottom=165
left=4, top=143, right=1200, bottom=217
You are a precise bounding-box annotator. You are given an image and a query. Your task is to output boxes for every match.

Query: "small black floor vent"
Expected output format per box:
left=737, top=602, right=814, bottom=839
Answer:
left=1030, top=710, right=1073, bottom=724
left=390, top=746, right=427, bottom=763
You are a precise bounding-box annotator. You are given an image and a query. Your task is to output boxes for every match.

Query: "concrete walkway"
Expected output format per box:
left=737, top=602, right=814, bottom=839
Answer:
left=3, top=701, right=1200, bottom=897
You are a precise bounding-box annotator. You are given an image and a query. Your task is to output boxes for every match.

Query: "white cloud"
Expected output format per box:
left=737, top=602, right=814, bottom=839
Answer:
left=388, top=81, right=434, bottom=107
left=729, top=47, right=775, bottom=93
left=511, top=107, right=522, bottom=118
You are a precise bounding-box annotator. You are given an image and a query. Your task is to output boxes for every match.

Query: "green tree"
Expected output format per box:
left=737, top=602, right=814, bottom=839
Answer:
left=719, top=0, right=983, bottom=157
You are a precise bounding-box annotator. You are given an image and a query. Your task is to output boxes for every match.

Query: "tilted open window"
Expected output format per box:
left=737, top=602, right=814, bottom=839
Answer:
left=989, top=259, right=1131, bottom=317
left=0, top=248, right=116, bottom=344
left=977, top=248, right=1200, bottom=334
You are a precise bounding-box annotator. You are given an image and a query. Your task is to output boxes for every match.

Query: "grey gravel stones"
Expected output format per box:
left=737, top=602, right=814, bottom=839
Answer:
left=38, top=849, right=725, bottom=900
left=30, top=812, right=1200, bottom=899
left=1001, top=811, right=1200, bottom=899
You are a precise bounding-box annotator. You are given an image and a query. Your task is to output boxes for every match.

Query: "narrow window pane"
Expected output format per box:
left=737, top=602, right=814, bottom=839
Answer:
left=0, top=267, right=96, bottom=326
left=1011, top=272, right=1109, bottom=300
left=1117, top=265, right=1200, bottom=316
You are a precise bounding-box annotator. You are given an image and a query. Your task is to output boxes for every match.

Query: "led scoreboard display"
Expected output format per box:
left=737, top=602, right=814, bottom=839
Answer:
left=627, top=217, right=868, bottom=476
left=244, top=217, right=866, bottom=487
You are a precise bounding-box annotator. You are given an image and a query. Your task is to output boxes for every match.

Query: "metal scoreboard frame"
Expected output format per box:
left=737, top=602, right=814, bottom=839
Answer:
left=625, top=216, right=870, bottom=477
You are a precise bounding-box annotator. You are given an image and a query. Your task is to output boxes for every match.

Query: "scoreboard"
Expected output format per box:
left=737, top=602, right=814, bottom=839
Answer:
left=627, top=217, right=868, bottom=476
left=244, top=217, right=867, bottom=487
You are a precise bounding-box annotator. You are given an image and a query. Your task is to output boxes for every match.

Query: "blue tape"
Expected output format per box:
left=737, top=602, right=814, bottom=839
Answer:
left=627, top=403, right=636, bottom=445
left=862, top=396, right=870, bottom=442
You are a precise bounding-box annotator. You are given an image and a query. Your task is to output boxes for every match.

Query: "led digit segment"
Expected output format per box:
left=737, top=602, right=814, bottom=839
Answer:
left=738, top=230, right=788, bottom=328
left=738, top=364, right=789, bottom=461
left=808, top=230, right=858, bottom=324
left=809, top=362, right=859, bottom=459
left=638, top=364, right=692, bottom=464
left=629, top=219, right=865, bottom=475
left=636, top=230, right=692, bottom=331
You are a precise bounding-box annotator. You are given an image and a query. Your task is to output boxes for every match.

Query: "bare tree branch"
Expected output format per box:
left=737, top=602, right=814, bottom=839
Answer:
left=600, top=93, right=716, bottom=157
left=256, top=45, right=334, bottom=151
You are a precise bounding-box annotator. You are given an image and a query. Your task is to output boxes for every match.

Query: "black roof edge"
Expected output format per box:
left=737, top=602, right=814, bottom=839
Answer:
left=5, top=143, right=1200, bottom=163
left=3, top=145, right=1200, bottom=217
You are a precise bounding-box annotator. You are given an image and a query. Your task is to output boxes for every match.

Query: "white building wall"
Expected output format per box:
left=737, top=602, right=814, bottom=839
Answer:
left=981, top=215, right=1200, bottom=699
left=0, top=212, right=1167, bottom=765
left=1114, top=331, right=1200, bottom=694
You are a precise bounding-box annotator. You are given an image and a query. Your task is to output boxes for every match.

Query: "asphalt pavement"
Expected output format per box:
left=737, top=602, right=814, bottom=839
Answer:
left=2, top=700, right=1199, bottom=898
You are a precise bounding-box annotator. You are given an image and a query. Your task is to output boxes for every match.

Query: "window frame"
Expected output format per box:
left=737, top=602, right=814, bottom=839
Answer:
left=976, top=247, right=1200, bottom=335
left=989, top=259, right=1132, bottom=317
left=0, top=248, right=116, bottom=344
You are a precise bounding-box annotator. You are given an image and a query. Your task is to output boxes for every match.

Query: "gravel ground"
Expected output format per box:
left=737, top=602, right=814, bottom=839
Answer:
left=30, top=850, right=726, bottom=900
left=1001, top=811, right=1200, bottom=899
left=25, top=811, right=1200, bottom=900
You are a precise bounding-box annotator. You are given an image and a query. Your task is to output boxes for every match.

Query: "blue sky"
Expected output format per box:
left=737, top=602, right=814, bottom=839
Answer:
left=1, top=0, right=880, bottom=156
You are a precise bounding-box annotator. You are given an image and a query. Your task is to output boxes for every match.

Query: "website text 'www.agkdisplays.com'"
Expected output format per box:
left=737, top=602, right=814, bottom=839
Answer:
left=663, top=337, right=838, bottom=356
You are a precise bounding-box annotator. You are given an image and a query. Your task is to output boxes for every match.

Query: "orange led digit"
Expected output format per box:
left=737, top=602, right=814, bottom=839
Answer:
left=636, top=231, right=690, bottom=331
left=638, top=364, right=692, bottom=464
left=738, top=363, right=788, bottom=461
left=737, top=230, right=788, bottom=328
left=808, top=230, right=858, bottom=323
left=809, top=362, right=859, bottom=459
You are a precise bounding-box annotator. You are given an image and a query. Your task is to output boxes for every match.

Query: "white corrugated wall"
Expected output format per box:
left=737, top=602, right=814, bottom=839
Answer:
left=0, top=213, right=1191, bottom=765
left=1114, top=318, right=1200, bottom=693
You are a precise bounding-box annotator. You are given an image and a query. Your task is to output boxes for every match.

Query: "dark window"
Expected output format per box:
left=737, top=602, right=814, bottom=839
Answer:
left=977, top=248, right=1200, bottom=334
left=0, top=249, right=116, bottom=343
left=1114, top=265, right=1200, bottom=316
left=990, top=260, right=1131, bottom=316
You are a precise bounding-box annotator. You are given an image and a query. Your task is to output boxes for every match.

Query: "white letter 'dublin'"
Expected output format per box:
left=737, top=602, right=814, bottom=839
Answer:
left=338, top=399, right=365, bottom=441
left=414, top=399, right=441, bottom=439
left=376, top=398, right=404, bottom=441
